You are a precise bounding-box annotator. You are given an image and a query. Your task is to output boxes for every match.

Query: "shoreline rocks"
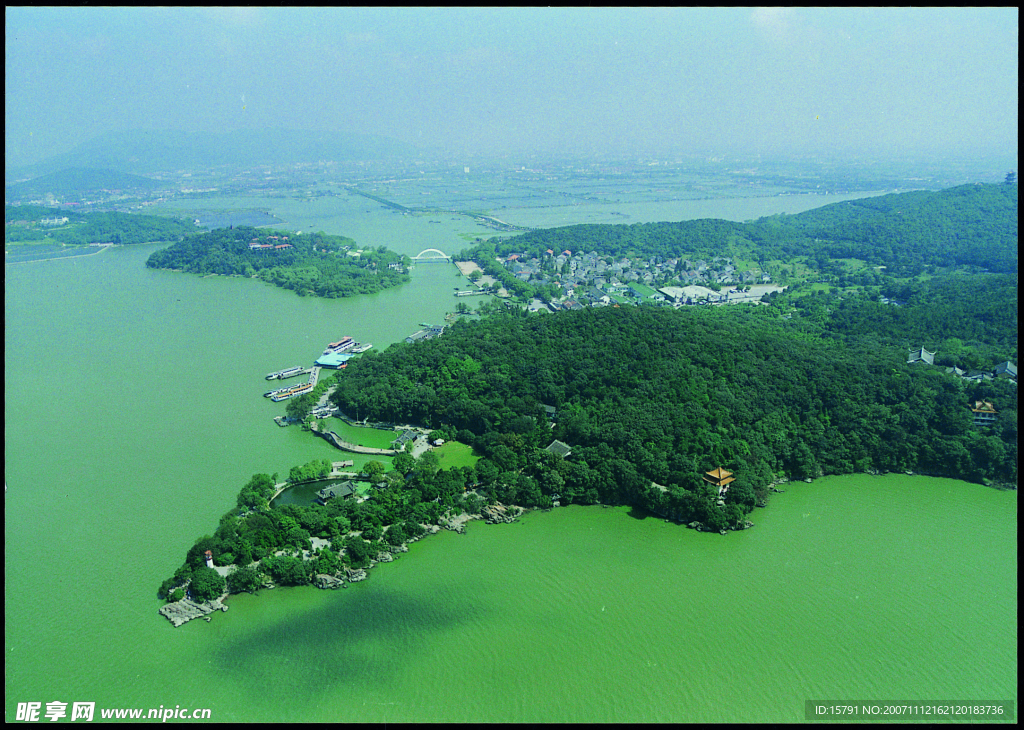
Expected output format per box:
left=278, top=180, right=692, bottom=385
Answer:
left=482, top=503, right=525, bottom=524
left=315, top=573, right=345, bottom=590
left=440, top=511, right=480, bottom=533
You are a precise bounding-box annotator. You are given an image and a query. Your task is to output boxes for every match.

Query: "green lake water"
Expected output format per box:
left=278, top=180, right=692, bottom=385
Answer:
left=4, top=193, right=1016, bottom=722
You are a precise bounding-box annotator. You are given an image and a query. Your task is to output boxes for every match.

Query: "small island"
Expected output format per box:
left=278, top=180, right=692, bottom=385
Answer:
left=5, top=203, right=199, bottom=250
left=145, top=225, right=410, bottom=298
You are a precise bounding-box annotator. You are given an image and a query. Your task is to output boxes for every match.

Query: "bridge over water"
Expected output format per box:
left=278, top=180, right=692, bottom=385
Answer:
left=411, top=248, right=451, bottom=263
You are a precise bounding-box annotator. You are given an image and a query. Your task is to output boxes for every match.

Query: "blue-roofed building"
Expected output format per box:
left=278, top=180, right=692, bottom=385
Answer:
left=316, top=352, right=355, bottom=369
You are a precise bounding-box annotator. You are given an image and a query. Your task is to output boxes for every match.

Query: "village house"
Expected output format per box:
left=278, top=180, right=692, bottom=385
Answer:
left=392, top=430, right=421, bottom=450
left=315, top=481, right=356, bottom=505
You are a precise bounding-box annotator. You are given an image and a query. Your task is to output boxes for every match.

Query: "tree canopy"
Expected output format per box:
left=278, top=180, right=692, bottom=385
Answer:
left=331, top=304, right=1017, bottom=514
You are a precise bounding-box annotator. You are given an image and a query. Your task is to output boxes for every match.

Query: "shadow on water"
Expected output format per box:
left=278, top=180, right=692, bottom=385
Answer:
left=210, top=580, right=487, bottom=699
left=625, top=504, right=656, bottom=521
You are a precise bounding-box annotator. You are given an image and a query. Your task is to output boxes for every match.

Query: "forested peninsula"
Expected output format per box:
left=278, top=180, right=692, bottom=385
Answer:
left=158, top=181, right=1016, bottom=622
left=335, top=302, right=1016, bottom=498
left=146, top=225, right=410, bottom=297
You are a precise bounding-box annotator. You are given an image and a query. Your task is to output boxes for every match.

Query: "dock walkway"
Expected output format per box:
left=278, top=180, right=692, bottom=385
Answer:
left=318, top=429, right=398, bottom=455
left=270, top=481, right=290, bottom=501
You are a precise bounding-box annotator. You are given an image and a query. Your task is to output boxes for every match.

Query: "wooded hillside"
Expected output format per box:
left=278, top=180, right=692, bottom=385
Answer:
left=332, top=305, right=1016, bottom=526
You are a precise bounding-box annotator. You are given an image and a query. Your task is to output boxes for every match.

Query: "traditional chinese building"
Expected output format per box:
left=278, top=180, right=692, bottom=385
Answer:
left=703, top=467, right=735, bottom=497
left=970, top=400, right=998, bottom=428
left=907, top=347, right=936, bottom=365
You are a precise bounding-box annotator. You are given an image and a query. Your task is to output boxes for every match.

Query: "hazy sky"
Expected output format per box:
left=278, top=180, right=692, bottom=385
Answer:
left=5, top=7, right=1019, bottom=167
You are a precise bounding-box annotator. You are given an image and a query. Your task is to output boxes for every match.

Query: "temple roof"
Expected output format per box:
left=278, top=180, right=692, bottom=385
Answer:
left=703, top=466, right=736, bottom=487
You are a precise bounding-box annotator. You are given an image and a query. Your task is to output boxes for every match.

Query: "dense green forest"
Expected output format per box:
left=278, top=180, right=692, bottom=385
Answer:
left=773, top=273, right=1018, bottom=368
left=469, top=183, right=1017, bottom=278
left=5, top=204, right=198, bottom=246
left=331, top=305, right=1016, bottom=520
left=146, top=225, right=410, bottom=298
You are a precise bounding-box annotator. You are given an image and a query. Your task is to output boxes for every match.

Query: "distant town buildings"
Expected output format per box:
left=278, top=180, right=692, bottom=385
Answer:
left=496, top=250, right=775, bottom=310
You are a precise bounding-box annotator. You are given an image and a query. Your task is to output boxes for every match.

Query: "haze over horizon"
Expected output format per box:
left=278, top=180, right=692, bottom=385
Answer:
left=5, top=7, right=1018, bottom=169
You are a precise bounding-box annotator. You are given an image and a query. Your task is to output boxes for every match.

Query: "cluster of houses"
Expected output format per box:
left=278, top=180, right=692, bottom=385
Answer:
left=502, top=250, right=771, bottom=310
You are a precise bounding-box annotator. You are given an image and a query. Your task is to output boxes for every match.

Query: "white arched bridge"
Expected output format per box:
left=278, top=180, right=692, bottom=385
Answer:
left=411, top=248, right=451, bottom=263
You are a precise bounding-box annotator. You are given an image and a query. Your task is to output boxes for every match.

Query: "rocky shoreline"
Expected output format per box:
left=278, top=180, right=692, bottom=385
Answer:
left=158, top=502, right=534, bottom=626
left=158, top=594, right=229, bottom=627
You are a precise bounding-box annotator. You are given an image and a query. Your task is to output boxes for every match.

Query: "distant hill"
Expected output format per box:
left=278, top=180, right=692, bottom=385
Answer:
left=5, top=203, right=199, bottom=246
left=6, top=128, right=420, bottom=178
left=484, top=182, right=1018, bottom=274
left=5, top=167, right=166, bottom=199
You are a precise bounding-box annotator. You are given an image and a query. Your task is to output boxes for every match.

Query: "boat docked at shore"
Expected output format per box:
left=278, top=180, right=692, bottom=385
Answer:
left=270, top=383, right=314, bottom=402
left=323, top=336, right=353, bottom=354
left=349, top=342, right=372, bottom=353
left=266, top=365, right=305, bottom=380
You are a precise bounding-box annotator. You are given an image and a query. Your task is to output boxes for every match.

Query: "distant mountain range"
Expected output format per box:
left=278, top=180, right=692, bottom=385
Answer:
left=5, top=167, right=167, bottom=198
left=5, top=128, right=420, bottom=180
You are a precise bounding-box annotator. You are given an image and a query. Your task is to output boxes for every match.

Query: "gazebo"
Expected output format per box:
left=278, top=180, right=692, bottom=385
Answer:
left=703, top=467, right=735, bottom=496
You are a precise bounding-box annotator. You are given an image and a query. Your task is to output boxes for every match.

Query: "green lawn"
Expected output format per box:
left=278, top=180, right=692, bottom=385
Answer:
left=433, top=440, right=480, bottom=469
left=329, top=420, right=399, bottom=449
left=834, top=257, right=868, bottom=273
